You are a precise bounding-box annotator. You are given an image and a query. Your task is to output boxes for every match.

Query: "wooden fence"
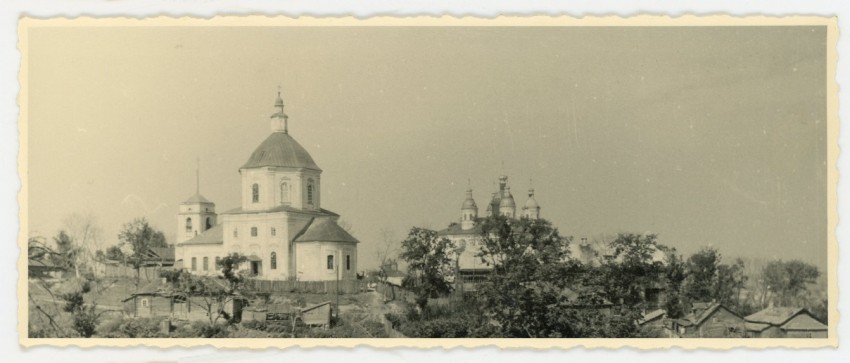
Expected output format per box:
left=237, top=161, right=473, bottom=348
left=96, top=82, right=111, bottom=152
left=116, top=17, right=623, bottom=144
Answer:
left=246, top=279, right=365, bottom=295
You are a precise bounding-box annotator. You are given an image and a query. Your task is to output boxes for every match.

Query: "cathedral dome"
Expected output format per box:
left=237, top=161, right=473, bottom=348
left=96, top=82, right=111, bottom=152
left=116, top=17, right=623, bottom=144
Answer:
left=524, top=197, right=539, bottom=209
left=241, top=132, right=321, bottom=171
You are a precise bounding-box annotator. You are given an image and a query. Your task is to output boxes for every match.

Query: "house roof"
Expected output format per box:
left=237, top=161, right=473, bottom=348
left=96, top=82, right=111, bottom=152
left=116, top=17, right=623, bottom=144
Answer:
left=241, top=132, right=321, bottom=171
left=146, top=246, right=175, bottom=261
left=745, top=307, right=804, bottom=325
left=177, top=224, right=224, bottom=246
left=745, top=321, right=772, bottom=332
left=745, top=307, right=826, bottom=331
left=638, top=309, right=667, bottom=325
left=293, top=217, right=359, bottom=243
left=222, top=205, right=339, bottom=217
left=301, top=301, right=332, bottom=312
left=681, top=302, right=741, bottom=327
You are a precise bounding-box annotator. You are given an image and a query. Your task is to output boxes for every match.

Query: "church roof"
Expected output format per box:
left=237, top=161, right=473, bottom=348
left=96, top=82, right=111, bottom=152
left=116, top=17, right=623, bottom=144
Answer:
left=294, top=217, right=359, bottom=243
left=222, top=205, right=339, bottom=217
left=176, top=224, right=224, bottom=246
left=241, top=132, right=321, bottom=171
left=182, top=192, right=212, bottom=204
left=437, top=221, right=484, bottom=236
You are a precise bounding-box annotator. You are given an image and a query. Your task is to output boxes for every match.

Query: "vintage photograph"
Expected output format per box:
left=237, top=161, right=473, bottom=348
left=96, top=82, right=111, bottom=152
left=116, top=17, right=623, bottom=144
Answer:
left=18, top=16, right=837, bottom=347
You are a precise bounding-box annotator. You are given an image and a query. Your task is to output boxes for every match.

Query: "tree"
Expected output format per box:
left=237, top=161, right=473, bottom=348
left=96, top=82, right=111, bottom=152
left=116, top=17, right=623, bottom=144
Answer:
left=599, top=233, right=666, bottom=307
left=662, top=249, right=687, bottom=319
left=50, top=230, right=79, bottom=276
left=62, top=212, right=104, bottom=275
left=104, top=245, right=125, bottom=261
left=683, top=247, right=721, bottom=302
left=399, top=227, right=455, bottom=309
left=475, top=215, right=589, bottom=337
left=117, top=217, right=166, bottom=288
left=761, top=259, right=819, bottom=307
left=715, top=258, right=747, bottom=309
left=376, top=228, right=399, bottom=281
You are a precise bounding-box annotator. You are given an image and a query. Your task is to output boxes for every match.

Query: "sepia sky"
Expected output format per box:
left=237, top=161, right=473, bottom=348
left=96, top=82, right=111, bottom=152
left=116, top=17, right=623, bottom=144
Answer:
left=26, top=26, right=827, bottom=270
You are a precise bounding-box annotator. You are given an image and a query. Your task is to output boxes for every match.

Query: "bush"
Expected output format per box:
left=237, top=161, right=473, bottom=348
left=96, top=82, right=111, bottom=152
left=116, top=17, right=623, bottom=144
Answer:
left=118, top=317, right=166, bottom=338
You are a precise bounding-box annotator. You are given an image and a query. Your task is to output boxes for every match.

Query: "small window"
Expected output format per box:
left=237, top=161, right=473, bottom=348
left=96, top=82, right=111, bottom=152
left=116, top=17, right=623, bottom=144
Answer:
left=233, top=228, right=238, bottom=238
left=271, top=252, right=277, bottom=270
left=327, top=255, right=334, bottom=270
left=205, top=217, right=212, bottom=230
left=214, top=256, right=220, bottom=270
left=251, top=227, right=258, bottom=237
left=271, top=227, right=276, bottom=236
left=307, top=179, right=315, bottom=205
left=191, top=257, right=197, bottom=271
left=203, top=257, right=209, bottom=271
left=346, top=255, right=351, bottom=270
left=140, top=298, right=149, bottom=307
left=252, top=183, right=259, bottom=203
left=185, top=217, right=192, bottom=232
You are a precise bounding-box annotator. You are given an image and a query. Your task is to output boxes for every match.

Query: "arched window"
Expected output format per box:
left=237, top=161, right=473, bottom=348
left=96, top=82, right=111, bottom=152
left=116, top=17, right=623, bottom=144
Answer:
left=280, top=181, right=290, bottom=204
left=185, top=217, right=192, bottom=232
left=203, top=257, right=209, bottom=271
left=251, top=226, right=258, bottom=237
left=271, top=227, right=276, bottom=236
left=270, top=252, right=277, bottom=270
left=205, top=217, right=212, bottom=230
left=326, top=255, right=334, bottom=270
left=233, top=228, right=238, bottom=238
left=214, top=256, right=220, bottom=270
left=252, top=183, right=259, bottom=203
left=307, top=179, right=315, bottom=205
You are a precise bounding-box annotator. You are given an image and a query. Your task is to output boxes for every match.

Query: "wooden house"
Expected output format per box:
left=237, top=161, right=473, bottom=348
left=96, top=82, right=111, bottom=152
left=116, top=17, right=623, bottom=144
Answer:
left=672, top=302, right=745, bottom=338
left=121, top=281, right=245, bottom=322
left=637, top=309, right=669, bottom=337
left=745, top=306, right=827, bottom=338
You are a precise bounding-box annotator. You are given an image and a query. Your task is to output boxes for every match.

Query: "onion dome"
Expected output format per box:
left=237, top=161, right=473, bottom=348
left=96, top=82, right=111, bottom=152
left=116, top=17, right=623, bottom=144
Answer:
left=461, top=189, right=477, bottom=210
left=524, top=189, right=540, bottom=209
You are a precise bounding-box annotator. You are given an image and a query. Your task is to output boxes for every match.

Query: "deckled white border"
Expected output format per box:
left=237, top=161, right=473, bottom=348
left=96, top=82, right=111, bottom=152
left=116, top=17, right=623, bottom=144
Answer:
left=15, top=14, right=839, bottom=352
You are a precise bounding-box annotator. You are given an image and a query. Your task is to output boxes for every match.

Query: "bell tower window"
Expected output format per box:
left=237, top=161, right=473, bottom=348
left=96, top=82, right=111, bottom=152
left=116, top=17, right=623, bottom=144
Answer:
left=252, top=183, right=259, bottom=203
left=205, top=217, right=212, bottom=230
left=307, top=179, right=315, bottom=206
left=280, top=181, right=290, bottom=204
left=185, top=218, right=192, bottom=232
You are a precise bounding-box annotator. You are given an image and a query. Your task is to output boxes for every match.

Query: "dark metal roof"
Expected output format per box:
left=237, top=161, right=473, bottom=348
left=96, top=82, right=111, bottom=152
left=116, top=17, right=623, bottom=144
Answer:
left=294, top=217, right=359, bottom=243
left=437, top=221, right=484, bottom=236
left=176, top=224, right=224, bottom=246
left=241, top=132, right=321, bottom=171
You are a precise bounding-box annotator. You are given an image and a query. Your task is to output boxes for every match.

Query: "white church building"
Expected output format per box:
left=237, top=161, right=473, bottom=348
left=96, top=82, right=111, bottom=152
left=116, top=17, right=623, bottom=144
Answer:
left=175, top=92, right=359, bottom=281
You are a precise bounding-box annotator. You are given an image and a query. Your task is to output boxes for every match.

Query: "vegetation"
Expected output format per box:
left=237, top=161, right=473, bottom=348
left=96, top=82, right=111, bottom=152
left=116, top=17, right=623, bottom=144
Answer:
left=117, top=217, right=168, bottom=288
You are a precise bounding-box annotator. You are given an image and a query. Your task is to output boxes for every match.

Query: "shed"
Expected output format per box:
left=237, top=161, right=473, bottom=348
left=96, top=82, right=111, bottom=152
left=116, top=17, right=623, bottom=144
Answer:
left=674, top=302, right=745, bottom=338
left=301, top=301, right=332, bottom=327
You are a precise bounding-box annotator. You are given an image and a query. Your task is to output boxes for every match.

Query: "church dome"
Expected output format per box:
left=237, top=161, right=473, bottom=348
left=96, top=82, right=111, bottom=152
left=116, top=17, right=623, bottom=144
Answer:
left=461, top=189, right=477, bottom=210
left=241, top=132, right=321, bottom=171
left=525, top=195, right=539, bottom=209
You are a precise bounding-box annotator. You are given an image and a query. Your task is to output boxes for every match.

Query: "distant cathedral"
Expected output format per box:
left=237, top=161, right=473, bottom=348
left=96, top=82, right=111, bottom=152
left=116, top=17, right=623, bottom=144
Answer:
left=175, top=91, right=359, bottom=281
left=438, top=175, right=540, bottom=273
